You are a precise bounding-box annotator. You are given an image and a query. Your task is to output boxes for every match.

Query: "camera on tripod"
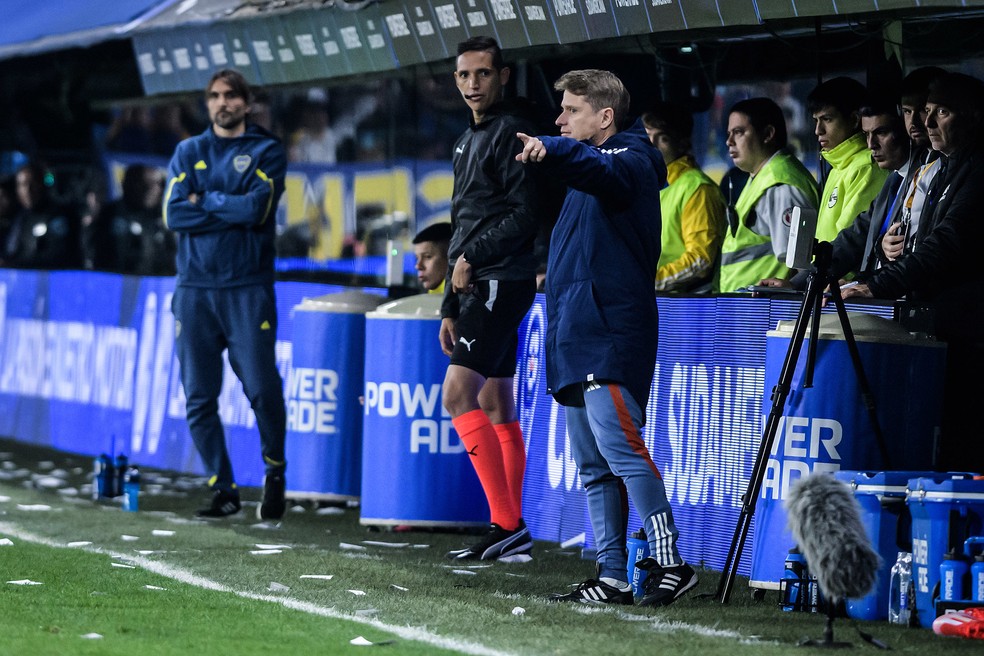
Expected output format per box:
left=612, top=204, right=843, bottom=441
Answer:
left=785, top=206, right=818, bottom=270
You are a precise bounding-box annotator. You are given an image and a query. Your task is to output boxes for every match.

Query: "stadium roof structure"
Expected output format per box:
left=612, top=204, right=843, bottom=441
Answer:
left=4, top=0, right=984, bottom=96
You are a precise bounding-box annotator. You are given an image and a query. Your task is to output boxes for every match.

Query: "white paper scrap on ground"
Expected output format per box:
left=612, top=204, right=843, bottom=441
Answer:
left=512, top=607, right=525, bottom=616
left=151, top=530, right=175, bottom=537
left=268, top=582, right=290, bottom=592
left=411, top=544, right=430, bottom=549
left=144, top=585, right=166, bottom=590
left=67, top=541, right=92, bottom=547
left=362, top=540, right=410, bottom=548
left=350, top=636, right=374, bottom=646
left=250, top=521, right=282, bottom=530
left=560, top=532, right=586, bottom=549
left=451, top=569, right=478, bottom=576
left=121, top=535, right=140, bottom=541
left=347, top=589, right=366, bottom=595
left=0, top=495, right=10, bottom=502
left=34, top=476, right=64, bottom=489
left=299, top=574, right=334, bottom=580
left=7, top=579, right=43, bottom=585
left=339, top=542, right=366, bottom=551
left=15, top=504, right=51, bottom=511
left=80, top=633, right=103, bottom=639
left=256, top=543, right=292, bottom=550
left=111, top=563, right=136, bottom=569
left=0, top=538, right=13, bottom=546
left=390, top=584, right=408, bottom=591
left=250, top=549, right=282, bottom=555
left=316, top=506, right=345, bottom=516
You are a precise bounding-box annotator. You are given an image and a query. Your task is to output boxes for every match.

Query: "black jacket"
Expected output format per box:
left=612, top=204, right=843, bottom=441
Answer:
left=442, top=97, right=540, bottom=319
left=866, top=146, right=984, bottom=341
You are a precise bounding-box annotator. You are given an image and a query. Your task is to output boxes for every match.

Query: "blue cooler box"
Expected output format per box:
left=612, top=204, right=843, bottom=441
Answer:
left=835, top=470, right=937, bottom=621
left=360, top=294, right=488, bottom=527
left=286, top=291, right=385, bottom=501
left=750, top=314, right=946, bottom=590
left=908, top=474, right=984, bottom=627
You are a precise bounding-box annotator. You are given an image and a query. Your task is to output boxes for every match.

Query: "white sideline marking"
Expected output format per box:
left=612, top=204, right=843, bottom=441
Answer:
left=0, top=523, right=515, bottom=656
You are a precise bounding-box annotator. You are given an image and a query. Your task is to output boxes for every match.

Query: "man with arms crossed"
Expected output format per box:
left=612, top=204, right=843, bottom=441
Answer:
left=164, top=69, right=288, bottom=520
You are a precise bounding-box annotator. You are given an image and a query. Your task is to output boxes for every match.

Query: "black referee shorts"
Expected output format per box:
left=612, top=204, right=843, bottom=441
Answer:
left=449, top=278, right=536, bottom=379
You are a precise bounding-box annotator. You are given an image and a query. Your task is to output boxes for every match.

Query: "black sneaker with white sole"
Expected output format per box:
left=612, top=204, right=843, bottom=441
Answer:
left=636, top=558, right=698, bottom=607
left=446, top=519, right=533, bottom=561
left=257, top=472, right=286, bottom=521
left=196, top=488, right=241, bottom=518
left=548, top=578, right=634, bottom=605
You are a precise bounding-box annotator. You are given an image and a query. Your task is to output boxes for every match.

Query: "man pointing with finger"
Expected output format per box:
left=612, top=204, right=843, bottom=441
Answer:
left=517, top=70, right=698, bottom=607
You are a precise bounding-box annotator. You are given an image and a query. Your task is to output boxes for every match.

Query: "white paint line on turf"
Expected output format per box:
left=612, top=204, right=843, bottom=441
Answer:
left=0, top=523, right=514, bottom=656
left=1, top=522, right=770, bottom=649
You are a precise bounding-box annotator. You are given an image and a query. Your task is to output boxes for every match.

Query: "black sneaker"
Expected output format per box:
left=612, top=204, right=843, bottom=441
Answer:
left=636, top=558, right=698, bottom=607
left=548, top=578, right=633, bottom=605
left=196, top=488, right=241, bottom=518
left=446, top=519, right=533, bottom=561
left=257, top=473, right=286, bottom=521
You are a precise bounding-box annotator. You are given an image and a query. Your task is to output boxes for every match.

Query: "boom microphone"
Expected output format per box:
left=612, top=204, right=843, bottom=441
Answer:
left=785, top=472, right=881, bottom=603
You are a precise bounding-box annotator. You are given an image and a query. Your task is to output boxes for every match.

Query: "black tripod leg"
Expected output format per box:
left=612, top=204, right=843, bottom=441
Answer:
left=716, top=273, right=827, bottom=603
left=827, top=286, right=892, bottom=468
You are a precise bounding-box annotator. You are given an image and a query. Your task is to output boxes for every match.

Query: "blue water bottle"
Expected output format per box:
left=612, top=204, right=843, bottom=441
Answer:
left=782, top=546, right=807, bottom=611
left=626, top=528, right=650, bottom=599
left=972, top=554, right=984, bottom=602
left=940, top=549, right=969, bottom=601
left=92, top=454, right=107, bottom=499
left=122, top=466, right=140, bottom=512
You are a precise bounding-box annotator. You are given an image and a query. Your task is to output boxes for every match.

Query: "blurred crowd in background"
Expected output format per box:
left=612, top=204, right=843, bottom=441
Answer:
left=0, top=71, right=843, bottom=277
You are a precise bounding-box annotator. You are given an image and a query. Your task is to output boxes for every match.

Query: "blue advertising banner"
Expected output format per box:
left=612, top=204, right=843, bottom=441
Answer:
left=0, top=268, right=932, bottom=577
left=0, top=268, right=381, bottom=489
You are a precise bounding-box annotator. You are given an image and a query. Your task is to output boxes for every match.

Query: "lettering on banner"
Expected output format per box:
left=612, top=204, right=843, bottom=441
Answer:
left=660, top=363, right=765, bottom=509
left=286, top=367, right=339, bottom=434
left=0, top=317, right=137, bottom=408
left=363, top=380, right=459, bottom=454
left=546, top=400, right=579, bottom=491
left=759, top=415, right=843, bottom=500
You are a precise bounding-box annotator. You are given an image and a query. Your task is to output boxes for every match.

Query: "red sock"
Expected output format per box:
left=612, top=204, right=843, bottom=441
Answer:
left=493, top=421, right=526, bottom=517
left=452, top=409, right=519, bottom=530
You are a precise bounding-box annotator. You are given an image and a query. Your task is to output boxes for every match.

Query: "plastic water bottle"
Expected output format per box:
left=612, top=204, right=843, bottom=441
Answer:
left=972, top=554, right=984, bottom=602
left=888, top=551, right=912, bottom=625
left=102, top=454, right=117, bottom=499
left=941, top=549, right=969, bottom=601
left=122, top=466, right=140, bottom=512
left=112, top=454, right=128, bottom=498
left=782, top=546, right=807, bottom=612
left=92, top=454, right=110, bottom=499
left=626, top=528, right=650, bottom=599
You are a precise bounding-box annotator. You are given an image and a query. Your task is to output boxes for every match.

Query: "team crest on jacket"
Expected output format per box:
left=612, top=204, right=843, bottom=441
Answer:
left=781, top=207, right=794, bottom=227
left=233, top=155, right=252, bottom=172
left=827, top=186, right=838, bottom=208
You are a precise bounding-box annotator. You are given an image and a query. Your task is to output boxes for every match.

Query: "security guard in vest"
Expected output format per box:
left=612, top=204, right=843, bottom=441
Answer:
left=643, top=102, right=727, bottom=292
